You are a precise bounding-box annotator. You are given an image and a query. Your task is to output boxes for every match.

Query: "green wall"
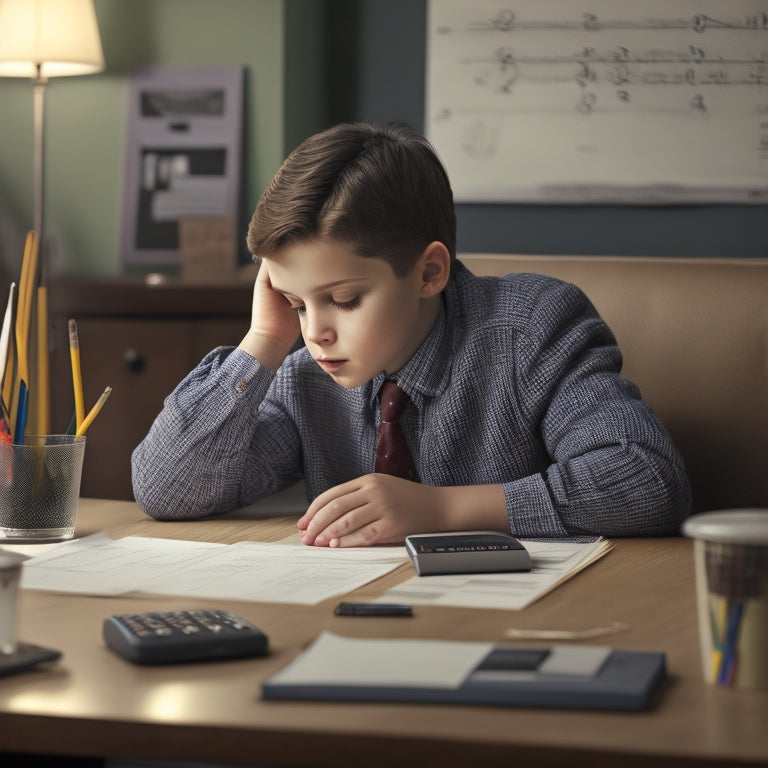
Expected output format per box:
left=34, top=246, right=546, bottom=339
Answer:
left=0, top=0, right=326, bottom=276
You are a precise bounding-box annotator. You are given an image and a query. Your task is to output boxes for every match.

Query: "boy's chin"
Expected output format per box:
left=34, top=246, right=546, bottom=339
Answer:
left=326, top=370, right=370, bottom=390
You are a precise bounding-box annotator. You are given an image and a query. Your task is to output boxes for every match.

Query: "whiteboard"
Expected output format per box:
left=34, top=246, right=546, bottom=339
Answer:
left=426, top=0, right=768, bottom=203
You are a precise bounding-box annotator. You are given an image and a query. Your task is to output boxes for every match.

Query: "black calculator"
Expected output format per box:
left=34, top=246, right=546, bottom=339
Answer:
left=103, top=609, right=269, bottom=665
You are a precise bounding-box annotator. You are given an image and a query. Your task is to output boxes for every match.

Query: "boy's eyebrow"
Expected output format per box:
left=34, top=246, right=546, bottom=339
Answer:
left=271, top=278, right=369, bottom=297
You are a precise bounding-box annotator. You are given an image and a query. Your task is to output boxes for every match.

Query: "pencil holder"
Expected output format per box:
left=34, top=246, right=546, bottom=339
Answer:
left=0, top=435, right=86, bottom=542
left=683, top=510, right=768, bottom=690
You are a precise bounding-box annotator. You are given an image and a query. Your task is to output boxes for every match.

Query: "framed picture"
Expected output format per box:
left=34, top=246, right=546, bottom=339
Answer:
left=120, top=66, right=243, bottom=267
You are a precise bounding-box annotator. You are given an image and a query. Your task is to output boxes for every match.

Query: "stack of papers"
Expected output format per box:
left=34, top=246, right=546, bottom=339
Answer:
left=15, top=534, right=611, bottom=609
left=375, top=538, right=613, bottom=610
left=18, top=532, right=408, bottom=605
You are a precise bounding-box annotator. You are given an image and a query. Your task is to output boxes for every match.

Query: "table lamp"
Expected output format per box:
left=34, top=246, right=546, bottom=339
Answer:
left=0, top=0, right=104, bottom=434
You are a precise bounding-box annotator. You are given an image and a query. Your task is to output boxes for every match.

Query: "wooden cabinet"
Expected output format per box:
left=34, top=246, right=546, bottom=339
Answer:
left=48, top=278, right=252, bottom=500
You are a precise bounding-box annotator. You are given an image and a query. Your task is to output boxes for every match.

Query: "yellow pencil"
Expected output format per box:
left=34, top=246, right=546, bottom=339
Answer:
left=68, top=318, right=85, bottom=429
left=16, top=232, right=37, bottom=359
left=36, top=284, right=50, bottom=435
left=711, top=649, right=724, bottom=683
left=76, top=386, right=112, bottom=437
left=13, top=232, right=38, bottom=442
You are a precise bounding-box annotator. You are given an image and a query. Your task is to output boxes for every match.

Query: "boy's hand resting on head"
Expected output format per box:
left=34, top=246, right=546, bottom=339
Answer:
left=297, top=475, right=509, bottom=548
left=239, top=261, right=301, bottom=371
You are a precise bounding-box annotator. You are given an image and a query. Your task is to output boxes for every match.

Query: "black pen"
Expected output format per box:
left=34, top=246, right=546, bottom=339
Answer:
left=335, top=602, right=413, bottom=617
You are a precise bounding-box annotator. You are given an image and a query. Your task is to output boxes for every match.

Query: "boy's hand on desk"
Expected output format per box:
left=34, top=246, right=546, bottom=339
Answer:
left=297, top=477, right=508, bottom=548
left=239, top=261, right=300, bottom=370
left=298, top=474, right=441, bottom=547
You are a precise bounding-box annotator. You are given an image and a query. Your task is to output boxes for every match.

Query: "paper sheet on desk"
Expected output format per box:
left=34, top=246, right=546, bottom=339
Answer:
left=20, top=532, right=408, bottom=605
left=268, top=631, right=494, bottom=689
left=0, top=541, right=70, bottom=559
left=376, top=538, right=613, bottom=611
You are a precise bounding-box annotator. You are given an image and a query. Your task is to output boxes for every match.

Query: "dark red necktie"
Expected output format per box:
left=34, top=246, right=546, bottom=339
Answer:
left=374, top=381, right=415, bottom=480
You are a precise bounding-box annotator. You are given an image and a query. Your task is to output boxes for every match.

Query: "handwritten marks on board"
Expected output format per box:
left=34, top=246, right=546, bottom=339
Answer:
left=426, top=1, right=768, bottom=202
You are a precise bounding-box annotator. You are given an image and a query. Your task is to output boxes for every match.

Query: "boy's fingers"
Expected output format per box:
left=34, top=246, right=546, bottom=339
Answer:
left=299, top=475, right=397, bottom=545
left=306, top=490, right=377, bottom=546
left=328, top=529, right=373, bottom=548
left=314, top=512, right=374, bottom=548
left=306, top=493, right=363, bottom=539
left=298, top=483, right=347, bottom=529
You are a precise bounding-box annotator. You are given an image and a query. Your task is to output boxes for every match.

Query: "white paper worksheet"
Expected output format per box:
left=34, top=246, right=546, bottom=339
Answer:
left=375, top=538, right=613, bottom=610
left=19, top=533, right=408, bottom=605
left=266, top=631, right=495, bottom=689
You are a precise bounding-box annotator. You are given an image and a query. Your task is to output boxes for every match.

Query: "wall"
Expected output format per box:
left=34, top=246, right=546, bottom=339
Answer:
left=328, top=0, right=768, bottom=259
left=1, top=0, right=765, bottom=277
left=0, top=0, right=326, bottom=276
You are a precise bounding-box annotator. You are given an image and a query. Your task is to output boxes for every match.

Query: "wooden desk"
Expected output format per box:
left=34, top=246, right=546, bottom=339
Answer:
left=2, top=499, right=767, bottom=768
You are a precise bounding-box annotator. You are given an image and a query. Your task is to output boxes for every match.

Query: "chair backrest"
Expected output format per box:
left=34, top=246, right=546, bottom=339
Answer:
left=462, top=254, right=768, bottom=513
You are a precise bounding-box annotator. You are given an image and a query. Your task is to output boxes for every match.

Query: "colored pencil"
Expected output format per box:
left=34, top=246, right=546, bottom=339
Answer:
left=68, top=318, right=86, bottom=430
left=76, top=386, right=112, bottom=436
left=13, top=232, right=39, bottom=443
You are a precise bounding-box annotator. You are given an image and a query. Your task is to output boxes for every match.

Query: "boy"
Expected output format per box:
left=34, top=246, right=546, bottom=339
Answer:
left=131, top=122, right=691, bottom=546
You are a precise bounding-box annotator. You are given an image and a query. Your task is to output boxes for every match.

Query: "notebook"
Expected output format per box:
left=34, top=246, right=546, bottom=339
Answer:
left=262, top=632, right=666, bottom=711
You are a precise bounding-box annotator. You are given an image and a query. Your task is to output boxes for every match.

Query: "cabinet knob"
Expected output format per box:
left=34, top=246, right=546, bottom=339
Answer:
left=124, top=349, right=145, bottom=372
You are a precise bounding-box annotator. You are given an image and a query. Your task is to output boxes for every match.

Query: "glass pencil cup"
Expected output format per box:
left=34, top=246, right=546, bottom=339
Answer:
left=683, top=509, right=768, bottom=691
left=0, top=435, right=86, bottom=542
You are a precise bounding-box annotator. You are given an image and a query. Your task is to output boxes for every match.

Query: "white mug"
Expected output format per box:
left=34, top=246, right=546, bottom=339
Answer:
left=0, top=552, right=26, bottom=655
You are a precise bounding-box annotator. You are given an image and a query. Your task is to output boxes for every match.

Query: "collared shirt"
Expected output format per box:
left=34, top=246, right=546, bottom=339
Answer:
left=132, top=261, right=691, bottom=536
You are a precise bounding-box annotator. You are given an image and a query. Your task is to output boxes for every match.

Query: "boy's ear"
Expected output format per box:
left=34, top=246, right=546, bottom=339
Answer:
left=418, top=241, right=451, bottom=298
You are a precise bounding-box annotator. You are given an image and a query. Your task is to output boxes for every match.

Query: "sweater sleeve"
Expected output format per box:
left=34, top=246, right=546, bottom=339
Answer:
left=131, top=347, right=303, bottom=520
left=502, top=278, right=692, bottom=537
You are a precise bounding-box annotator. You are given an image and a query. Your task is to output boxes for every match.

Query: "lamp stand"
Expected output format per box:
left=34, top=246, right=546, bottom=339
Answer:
left=33, top=63, right=47, bottom=243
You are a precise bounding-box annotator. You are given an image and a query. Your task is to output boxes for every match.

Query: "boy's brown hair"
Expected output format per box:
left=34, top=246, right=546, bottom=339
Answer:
left=247, top=122, right=456, bottom=277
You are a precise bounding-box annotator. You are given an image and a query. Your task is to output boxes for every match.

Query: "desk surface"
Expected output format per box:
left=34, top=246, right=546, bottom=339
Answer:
left=2, top=499, right=767, bottom=768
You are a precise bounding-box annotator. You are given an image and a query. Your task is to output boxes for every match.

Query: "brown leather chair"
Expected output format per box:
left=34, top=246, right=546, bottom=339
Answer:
left=463, top=254, right=768, bottom=514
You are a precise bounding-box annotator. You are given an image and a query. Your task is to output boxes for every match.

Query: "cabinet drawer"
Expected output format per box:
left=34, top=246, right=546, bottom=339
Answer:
left=51, top=319, right=193, bottom=500
left=48, top=278, right=252, bottom=501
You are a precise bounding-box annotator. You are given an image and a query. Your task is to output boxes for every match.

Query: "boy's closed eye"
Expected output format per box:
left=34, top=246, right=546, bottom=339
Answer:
left=288, top=295, right=362, bottom=314
left=329, top=295, right=362, bottom=311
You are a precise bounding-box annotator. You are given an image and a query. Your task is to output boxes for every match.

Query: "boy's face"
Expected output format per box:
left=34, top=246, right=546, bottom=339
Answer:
left=264, top=238, right=438, bottom=389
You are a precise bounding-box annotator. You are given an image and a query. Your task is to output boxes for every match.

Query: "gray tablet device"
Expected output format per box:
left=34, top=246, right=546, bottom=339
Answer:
left=405, top=531, right=532, bottom=576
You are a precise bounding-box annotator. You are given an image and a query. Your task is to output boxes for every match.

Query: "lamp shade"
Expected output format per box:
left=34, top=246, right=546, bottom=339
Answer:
left=0, top=0, right=104, bottom=78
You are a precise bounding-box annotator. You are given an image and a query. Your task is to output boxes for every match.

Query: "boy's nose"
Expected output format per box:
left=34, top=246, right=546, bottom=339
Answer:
left=303, top=312, right=336, bottom=346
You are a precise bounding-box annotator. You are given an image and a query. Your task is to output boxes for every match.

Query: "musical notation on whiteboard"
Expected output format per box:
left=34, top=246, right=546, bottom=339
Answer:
left=426, top=1, right=768, bottom=203
left=459, top=10, right=768, bottom=34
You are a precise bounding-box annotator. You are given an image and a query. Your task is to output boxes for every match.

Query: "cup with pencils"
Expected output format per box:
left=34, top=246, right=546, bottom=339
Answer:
left=0, top=435, right=86, bottom=540
left=0, top=232, right=111, bottom=541
left=683, top=509, right=768, bottom=691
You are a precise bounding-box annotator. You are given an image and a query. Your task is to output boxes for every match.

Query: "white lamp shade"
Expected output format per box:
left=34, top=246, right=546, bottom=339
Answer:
left=0, top=0, right=104, bottom=78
